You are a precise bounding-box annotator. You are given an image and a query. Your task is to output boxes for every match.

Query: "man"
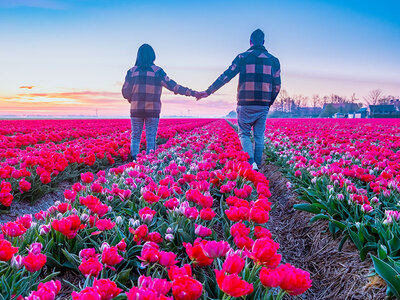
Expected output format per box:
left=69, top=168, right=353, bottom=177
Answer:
left=197, top=29, right=281, bottom=170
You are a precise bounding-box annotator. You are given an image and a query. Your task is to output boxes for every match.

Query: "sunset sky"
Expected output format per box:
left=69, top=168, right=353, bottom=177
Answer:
left=1, top=0, right=400, bottom=117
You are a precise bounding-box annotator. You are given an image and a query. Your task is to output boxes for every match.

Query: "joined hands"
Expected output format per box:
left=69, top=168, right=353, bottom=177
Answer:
left=194, top=91, right=208, bottom=101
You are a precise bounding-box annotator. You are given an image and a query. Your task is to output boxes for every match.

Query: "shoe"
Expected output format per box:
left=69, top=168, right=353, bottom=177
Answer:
left=252, top=162, right=259, bottom=171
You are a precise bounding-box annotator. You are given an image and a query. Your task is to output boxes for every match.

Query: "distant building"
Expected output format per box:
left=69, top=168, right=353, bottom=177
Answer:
left=369, top=105, right=398, bottom=118
left=320, top=102, right=360, bottom=118
left=333, top=112, right=346, bottom=118
left=226, top=110, right=237, bottom=118
left=348, top=107, right=368, bottom=119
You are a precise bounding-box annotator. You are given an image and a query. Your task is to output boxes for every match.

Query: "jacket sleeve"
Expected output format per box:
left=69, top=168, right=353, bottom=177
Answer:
left=121, top=70, right=133, bottom=102
left=271, top=59, right=281, bottom=103
left=159, top=68, right=196, bottom=97
left=206, top=55, right=241, bottom=95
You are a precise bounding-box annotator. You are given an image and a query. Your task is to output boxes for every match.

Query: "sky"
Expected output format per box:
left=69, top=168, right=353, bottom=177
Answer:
left=1, top=0, right=400, bottom=117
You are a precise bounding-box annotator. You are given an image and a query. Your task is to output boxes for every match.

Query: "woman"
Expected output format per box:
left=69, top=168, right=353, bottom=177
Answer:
left=122, top=44, right=198, bottom=160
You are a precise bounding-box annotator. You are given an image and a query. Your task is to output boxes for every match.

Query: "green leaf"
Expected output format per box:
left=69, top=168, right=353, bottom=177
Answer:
left=331, top=220, right=346, bottom=231
left=338, top=235, right=349, bottom=252
left=310, top=214, right=330, bottom=224
left=293, top=203, right=320, bottom=214
left=371, top=255, right=400, bottom=298
left=388, top=236, right=400, bottom=256
left=116, top=268, right=132, bottom=285
left=360, top=243, right=378, bottom=261
left=348, top=228, right=363, bottom=251
left=379, top=244, right=388, bottom=260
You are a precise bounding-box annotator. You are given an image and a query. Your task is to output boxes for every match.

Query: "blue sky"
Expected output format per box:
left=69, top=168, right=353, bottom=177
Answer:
left=1, top=0, right=399, bottom=116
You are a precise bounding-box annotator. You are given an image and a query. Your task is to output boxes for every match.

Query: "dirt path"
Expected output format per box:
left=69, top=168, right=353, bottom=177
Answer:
left=261, top=162, right=387, bottom=300
left=0, top=181, right=72, bottom=224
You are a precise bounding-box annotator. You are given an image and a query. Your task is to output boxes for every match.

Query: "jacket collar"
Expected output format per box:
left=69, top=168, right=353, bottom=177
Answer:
left=249, top=45, right=267, bottom=51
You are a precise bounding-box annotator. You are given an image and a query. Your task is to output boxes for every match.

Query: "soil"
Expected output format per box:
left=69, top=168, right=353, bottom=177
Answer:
left=0, top=181, right=72, bottom=224
left=261, top=162, right=388, bottom=300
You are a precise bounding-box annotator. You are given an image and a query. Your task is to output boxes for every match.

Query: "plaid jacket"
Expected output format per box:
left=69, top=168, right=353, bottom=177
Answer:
left=122, top=64, right=196, bottom=118
left=206, top=45, right=281, bottom=107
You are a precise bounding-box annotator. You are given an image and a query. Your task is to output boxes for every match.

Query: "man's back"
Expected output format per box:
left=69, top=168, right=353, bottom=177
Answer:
left=205, top=45, right=281, bottom=107
left=236, top=45, right=280, bottom=106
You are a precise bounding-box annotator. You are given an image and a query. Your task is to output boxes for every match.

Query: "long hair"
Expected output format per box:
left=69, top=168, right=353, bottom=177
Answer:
left=135, top=44, right=156, bottom=69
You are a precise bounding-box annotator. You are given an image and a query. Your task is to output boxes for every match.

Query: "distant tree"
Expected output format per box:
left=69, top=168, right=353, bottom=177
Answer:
left=363, top=89, right=384, bottom=105
left=311, top=94, right=321, bottom=108
left=272, top=89, right=288, bottom=112
left=293, top=95, right=308, bottom=109
left=329, top=94, right=347, bottom=104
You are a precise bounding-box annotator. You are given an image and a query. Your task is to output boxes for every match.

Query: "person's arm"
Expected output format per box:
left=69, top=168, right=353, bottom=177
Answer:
left=159, top=69, right=196, bottom=97
left=121, top=70, right=133, bottom=102
left=205, top=55, right=241, bottom=95
left=271, top=59, right=281, bottom=104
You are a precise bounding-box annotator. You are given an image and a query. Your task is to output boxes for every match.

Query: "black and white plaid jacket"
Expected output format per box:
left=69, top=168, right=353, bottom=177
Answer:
left=206, top=45, right=281, bottom=107
left=122, top=65, right=195, bottom=118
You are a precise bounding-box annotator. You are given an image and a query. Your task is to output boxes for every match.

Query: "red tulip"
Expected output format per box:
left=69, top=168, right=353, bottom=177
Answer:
left=260, top=266, right=285, bottom=288
left=194, top=224, right=212, bottom=237
left=138, top=275, right=172, bottom=296
left=168, top=264, right=192, bottom=281
left=184, top=239, right=213, bottom=267
left=19, top=178, right=31, bottom=193
left=23, top=252, right=47, bottom=272
left=93, top=278, right=122, bottom=300
left=249, top=237, right=281, bottom=267
left=79, top=256, right=103, bottom=277
left=214, top=269, right=253, bottom=298
left=96, top=218, right=115, bottom=231
left=72, top=287, right=101, bottom=300
left=201, top=240, right=230, bottom=258
left=1, top=221, right=27, bottom=237
left=249, top=206, right=269, bottom=224
left=223, top=254, right=245, bottom=274
left=52, top=215, right=86, bottom=239
left=25, top=280, right=61, bottom=300
left=279, top=264, right=312, bottom=296
left=200, top=208, right=216, bottom=220
left=101, top=246, right=123, bottom=267
left=0, top=239, right=19, bottom=261
left=81, top=172, right=94, bottom=184
left=159, top=251, right=178, bottom=267
left=172, top=276, right=203, bottom=300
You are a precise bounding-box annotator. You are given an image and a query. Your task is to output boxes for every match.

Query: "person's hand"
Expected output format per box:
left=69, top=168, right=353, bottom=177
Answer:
left=195, top=91, right=209, bottom=101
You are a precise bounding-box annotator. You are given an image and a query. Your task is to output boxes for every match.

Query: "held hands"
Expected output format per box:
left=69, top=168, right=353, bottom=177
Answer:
left=194, top=91, right=209, bottom=101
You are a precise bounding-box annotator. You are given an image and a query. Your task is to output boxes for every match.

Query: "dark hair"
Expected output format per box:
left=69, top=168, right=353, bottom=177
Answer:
left=135, top=44, right=156, bottom=69
left=250, top=29, right=265, bottom=46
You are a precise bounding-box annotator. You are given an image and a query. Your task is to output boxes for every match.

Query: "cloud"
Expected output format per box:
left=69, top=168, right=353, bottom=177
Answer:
left=0, top=89, right=233, bottom=117
left=19, top=86, right=35, bottom=89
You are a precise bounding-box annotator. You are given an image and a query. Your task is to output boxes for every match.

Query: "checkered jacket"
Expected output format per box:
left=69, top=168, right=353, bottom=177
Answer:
left=122, top=64, right=196, bottom=118
left=206, top=45, right=281, bottom=107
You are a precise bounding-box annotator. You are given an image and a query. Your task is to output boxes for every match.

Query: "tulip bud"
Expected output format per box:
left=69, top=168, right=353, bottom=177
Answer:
left=166, top=227, right=173, bottom=234
left=100, top=242, right=110, bottom=252
left=11, top=255, right=23, bottom=269
left=71, top=208, right=78, bottom=215
left=80, top=214, right=89, bottom=222
left=39, top=225, right=50, bottom=235
left=165, top=234, right=174, bottom=242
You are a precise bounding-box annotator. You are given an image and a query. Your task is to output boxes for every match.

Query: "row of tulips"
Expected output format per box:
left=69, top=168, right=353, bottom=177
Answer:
left=0, top=119, right=215, bottom=209
left=0, top=119, right=311, bottom=299
left=258, top=118, right=400, bottom=298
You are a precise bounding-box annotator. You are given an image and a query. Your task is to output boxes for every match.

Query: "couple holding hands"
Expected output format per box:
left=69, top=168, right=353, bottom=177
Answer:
left=122, top=29, right=281, bottom=170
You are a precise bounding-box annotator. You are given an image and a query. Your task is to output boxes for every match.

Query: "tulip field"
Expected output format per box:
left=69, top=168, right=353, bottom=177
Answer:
left=0, top=119, right=312, bottom=300
left=261, top=118, right=400, bottom=298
